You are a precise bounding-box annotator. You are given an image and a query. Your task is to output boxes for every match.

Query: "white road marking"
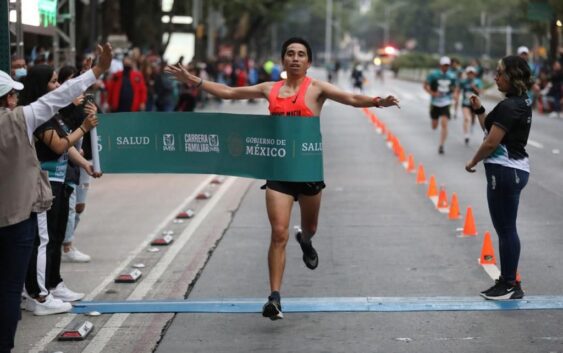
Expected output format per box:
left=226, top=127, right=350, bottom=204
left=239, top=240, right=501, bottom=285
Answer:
left=81, top=176, right=237, bottom=353
left=30, top=175, right=218, bottom=353
left=527, top=139, right=544, bottom=149
left=480, top=262, right=501, bottom=280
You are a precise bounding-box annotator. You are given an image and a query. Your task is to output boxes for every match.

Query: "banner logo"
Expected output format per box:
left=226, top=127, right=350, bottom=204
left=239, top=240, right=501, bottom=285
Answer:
left=163, top=134, right=175, bottom=151
left=184, top=133, right=220, bottom=153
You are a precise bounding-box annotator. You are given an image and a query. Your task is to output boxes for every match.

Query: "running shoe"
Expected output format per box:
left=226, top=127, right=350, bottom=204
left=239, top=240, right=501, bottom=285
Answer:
left=480, top=278, right=524, bottom=300
left=295, top=227, right=318, bottom=270
left=438, top=145, right=444, bottom=154
left=50, top=281, right=85, bottom=302
left=62, top=246, right=91, bottom=263
left=24, top=294, right=72, bottom=316
left=262, top=296, right=283, bottom=320
left=465, top=137, right=469, bottom=145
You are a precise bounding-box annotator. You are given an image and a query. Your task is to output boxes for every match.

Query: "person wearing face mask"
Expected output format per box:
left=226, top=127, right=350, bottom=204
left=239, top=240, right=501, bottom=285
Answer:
left=10, top=57, right=27, bottom=81
left=0, top=43, right=112, bottom=353
left=105, top=55, right=147, bottom=112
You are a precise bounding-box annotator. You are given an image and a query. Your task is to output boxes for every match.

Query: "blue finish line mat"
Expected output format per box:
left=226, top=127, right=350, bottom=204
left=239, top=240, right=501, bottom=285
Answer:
left=72, top=296, right=563, bottom=314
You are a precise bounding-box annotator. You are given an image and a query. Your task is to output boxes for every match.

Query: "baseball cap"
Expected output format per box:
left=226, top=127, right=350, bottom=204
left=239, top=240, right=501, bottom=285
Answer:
left=465, top=66, right=477, bottom=73
left=517, top=46, right=529, bottom=55
left=439, top=56, right=451, bottom=66
left=0, top=70, right=24, bottom=97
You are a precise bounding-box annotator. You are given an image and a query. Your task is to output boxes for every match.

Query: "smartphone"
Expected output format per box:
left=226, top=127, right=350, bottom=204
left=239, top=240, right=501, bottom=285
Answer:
left=82, top=94, right=96, bottom=107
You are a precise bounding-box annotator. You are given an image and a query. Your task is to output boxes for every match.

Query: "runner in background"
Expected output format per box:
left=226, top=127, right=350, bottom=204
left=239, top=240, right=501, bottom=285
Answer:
left=165, top=37, right=399, bottom=321
left=458, top=66, right=483, bottom=145
left=424, top=56, right=458, bottom=154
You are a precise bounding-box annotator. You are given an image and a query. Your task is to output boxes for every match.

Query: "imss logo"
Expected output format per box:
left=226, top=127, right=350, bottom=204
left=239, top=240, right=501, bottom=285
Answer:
left=163, top=134, right=176, bottom=151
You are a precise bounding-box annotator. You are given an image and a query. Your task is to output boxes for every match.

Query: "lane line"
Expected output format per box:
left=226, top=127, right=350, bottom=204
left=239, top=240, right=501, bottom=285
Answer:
left=72, top=296, right=563, bottom=313
left=82, top=177, right=237, bottom=353
left=30, top=174, right=217, bottom=353
left=527, top=139, right=544, bottom=149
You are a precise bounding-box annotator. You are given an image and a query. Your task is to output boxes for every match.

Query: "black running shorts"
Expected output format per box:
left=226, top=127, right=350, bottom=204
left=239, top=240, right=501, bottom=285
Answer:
left=430, top=105, right=451, bottom=120
left=261, top=180, right=326, bottom=201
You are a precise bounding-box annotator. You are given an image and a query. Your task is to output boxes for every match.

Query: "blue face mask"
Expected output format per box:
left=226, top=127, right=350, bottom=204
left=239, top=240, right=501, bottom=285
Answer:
left=14, top=68, right=27, bottom=79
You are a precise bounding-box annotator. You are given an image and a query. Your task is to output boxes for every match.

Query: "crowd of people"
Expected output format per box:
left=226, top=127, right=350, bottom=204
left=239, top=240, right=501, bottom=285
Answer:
left=0, top=43, right=112, bottom=353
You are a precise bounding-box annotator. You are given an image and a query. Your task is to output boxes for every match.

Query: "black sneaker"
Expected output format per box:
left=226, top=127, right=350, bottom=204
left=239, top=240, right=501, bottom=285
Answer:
left=295, top=228, right=318, bottom=270
left=262, top=296, right=283, bottom=320
left=480, top=278, right=524, bottom=300
left=464, top=137, right=469, bottom=145
left=438, top=145, right=444, bottom=154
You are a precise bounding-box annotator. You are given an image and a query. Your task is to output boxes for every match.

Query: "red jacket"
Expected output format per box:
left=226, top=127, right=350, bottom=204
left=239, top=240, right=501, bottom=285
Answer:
left=105, top=70, right=147, bottom=112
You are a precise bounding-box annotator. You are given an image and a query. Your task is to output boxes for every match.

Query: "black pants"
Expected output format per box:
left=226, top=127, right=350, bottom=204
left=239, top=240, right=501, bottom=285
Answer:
left=26, top=182, right=72, bottom=297
left=0, top=214, right=36, bottom=353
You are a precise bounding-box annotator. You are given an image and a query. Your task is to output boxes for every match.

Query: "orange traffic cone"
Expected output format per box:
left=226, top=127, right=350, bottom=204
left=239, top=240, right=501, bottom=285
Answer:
left=448, top=192, right=461, bottom=219
left=479, top=231, right=496, bottom=264
left=436, top=186, right=449, bottom=212
left=405, top=154, right=415, bottom=172
left=398, top=146, right=406, bottom=163
left=416, top=164, right=427, bottom=184
left=427, top=175, right=438, bottom=198
left=462, top=206, right=478, bottom=236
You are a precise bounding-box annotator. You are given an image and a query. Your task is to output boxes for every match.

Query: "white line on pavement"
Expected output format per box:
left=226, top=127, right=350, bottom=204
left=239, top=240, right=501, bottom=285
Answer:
left=81, top=176, right=237, bottom=353
left=527, top=139, right=544, bottom=149
left=30, top=175, right=218, bottom=353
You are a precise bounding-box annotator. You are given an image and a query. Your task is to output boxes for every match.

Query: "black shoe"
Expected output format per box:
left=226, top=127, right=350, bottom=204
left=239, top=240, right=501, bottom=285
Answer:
left=438, top=145, right=444, bottom=154
left=480, top=278, right=524, bottom=300
left=464, top=137, right=469, bottom=145
left=295, top=229, right=318, bottom=270
left=262, top=296, right=283, bottom=320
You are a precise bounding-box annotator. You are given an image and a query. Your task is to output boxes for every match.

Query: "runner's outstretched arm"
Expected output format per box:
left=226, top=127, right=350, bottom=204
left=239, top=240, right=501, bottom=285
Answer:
left=164, top=64, right=270, bottom=100
left=317, top=80, right=400, bottom=108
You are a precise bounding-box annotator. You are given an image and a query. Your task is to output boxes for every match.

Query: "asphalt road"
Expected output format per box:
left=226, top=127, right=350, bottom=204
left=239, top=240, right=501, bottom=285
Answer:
left=15, top=68, right=563, bottom=353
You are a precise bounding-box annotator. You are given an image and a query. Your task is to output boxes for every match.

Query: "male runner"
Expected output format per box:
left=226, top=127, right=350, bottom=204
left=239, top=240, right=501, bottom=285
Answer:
left=165, top=37, right=399, bottom=320
left=424, top=56, right=458, bottom=154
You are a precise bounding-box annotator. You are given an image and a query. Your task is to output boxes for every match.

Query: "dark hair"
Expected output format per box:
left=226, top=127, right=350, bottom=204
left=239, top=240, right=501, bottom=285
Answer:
left=58, top=65, right=78, bottom=84
left=281, top=37, right=312, bottom=63
left=19, top=64, right=55, bottom=105
left=498, top=55, right=533, bottom=96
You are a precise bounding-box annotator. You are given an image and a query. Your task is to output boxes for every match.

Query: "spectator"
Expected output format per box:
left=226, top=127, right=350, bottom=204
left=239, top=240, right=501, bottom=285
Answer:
left=105, top=55, right=147, bottom=112
left=19, top=64, right=101, bottom=316
left=547, top=61, right=562, bottom=119
left=0, top=43, right=111, bottom=352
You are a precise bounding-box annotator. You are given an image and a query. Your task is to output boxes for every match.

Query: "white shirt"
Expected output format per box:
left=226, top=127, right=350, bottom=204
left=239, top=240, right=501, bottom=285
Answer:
left=22, top=69, right=97, bottom=143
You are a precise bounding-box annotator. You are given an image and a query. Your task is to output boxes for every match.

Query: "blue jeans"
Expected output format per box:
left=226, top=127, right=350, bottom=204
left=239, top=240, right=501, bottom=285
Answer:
left=485, top=163, right=529, bottom=283
left=0, top=213, right=37, bottom=353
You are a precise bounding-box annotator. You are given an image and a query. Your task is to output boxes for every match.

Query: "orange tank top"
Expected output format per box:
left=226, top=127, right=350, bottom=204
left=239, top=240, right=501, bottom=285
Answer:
left=268, top=77, right=315, bottom=117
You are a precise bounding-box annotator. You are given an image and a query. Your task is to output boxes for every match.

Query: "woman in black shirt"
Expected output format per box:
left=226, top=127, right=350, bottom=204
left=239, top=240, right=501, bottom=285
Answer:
left=465, top=55, right=533, bottom=300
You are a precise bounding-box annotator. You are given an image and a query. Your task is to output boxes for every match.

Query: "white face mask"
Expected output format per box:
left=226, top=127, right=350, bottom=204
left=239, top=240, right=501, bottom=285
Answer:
left=14, top=68, right=27, bottom=79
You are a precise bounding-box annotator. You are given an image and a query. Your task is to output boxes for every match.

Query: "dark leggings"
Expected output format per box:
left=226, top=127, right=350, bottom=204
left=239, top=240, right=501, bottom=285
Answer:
left=485, top=163, right=529, bottom=282
left=0, top=214, right=36, bottom=353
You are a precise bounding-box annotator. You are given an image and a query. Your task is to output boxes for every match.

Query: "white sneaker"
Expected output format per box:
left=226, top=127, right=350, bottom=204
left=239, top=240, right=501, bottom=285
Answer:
left=50, top=282, right=84, bottom=302
left=62, top=246, right=91, bottom=263
left=26, top=294, right=72, bottom=316
left=548, top=112, right=560, bottom=119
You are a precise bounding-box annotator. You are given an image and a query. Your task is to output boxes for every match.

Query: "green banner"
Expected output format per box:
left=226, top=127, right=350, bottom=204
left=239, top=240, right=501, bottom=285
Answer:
left=96, top=112, right=324, bottom=182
